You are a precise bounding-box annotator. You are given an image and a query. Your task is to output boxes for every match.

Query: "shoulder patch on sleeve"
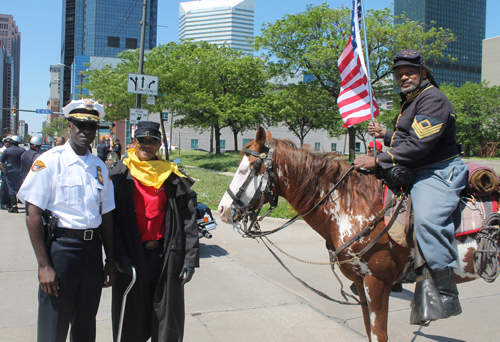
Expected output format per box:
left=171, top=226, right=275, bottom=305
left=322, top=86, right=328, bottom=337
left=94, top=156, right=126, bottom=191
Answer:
left=412, top=115, right=443, bottom=139
left=31, top=160, right=47, bottom=172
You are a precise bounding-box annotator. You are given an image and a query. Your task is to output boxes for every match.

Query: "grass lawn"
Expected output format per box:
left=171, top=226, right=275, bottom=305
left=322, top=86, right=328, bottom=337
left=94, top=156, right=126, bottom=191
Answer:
left=180, top=158, right=297, bottom=220
left=169, top=150, right=242, bottom=173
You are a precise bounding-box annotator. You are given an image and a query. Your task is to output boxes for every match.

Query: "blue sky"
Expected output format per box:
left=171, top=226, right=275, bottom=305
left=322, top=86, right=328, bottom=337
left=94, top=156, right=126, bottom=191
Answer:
left=2, top=0, right=499, bottom=133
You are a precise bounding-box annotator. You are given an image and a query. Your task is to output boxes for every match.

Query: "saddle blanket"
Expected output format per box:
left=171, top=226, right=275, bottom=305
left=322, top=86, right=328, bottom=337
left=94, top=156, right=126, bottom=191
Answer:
left=383, top=187, right=498, bottom=248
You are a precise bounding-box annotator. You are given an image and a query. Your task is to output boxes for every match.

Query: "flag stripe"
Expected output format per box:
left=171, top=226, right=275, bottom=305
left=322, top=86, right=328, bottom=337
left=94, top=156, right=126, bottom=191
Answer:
left=337, top=0, right=379, bottom=128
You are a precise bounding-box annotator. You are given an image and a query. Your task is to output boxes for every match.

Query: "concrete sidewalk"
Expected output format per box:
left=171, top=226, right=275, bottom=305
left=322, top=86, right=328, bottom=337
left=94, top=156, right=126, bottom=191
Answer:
left=1, top=204, right=499, bottom=341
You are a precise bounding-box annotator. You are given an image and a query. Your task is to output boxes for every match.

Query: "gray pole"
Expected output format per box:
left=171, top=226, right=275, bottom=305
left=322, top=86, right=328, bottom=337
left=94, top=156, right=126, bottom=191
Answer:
left=360, top=0, right=377, bottom=157
left=136, top=0, right=147, bottom=110
left=130, top=0, right=147, bottom=144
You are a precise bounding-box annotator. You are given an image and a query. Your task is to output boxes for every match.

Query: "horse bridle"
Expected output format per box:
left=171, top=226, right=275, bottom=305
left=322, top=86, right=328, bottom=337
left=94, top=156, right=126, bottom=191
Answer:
left=226, top=141, right=279, bottom=236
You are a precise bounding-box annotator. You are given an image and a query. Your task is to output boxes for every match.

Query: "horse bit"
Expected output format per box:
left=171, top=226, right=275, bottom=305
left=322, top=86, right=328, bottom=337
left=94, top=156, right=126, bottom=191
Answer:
left=226, top=141, right=279, bottom=237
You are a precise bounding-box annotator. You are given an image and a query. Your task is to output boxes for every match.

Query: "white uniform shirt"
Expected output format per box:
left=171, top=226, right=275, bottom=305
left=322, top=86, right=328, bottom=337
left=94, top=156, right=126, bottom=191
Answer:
left=18, top=142, right=115, bottom=229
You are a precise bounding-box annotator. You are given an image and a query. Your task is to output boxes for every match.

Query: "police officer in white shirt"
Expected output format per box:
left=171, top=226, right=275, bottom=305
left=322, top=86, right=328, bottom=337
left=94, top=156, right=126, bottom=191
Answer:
left=18, top=99, right=116, bottom=342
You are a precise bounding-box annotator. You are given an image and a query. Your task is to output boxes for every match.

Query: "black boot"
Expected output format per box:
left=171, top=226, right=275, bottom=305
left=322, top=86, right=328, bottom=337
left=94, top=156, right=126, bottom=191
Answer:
left=433, top=267, right=462, bottom=318
left=410, top=267, right=444, bottom=325
left=8, top=194, right=18, bottom=213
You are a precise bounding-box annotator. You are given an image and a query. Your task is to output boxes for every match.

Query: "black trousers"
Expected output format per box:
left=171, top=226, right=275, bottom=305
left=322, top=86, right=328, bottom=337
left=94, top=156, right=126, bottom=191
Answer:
left=38, top=234, right=104, bottom=342
left=0, top=173, right=9, bottom=205
left=5, top=169, right=22, bottom=195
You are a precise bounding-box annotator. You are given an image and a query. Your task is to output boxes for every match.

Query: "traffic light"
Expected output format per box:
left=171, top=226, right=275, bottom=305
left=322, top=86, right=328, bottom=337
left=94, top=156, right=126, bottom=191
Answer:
left=13, top=108, right=17, bottom=116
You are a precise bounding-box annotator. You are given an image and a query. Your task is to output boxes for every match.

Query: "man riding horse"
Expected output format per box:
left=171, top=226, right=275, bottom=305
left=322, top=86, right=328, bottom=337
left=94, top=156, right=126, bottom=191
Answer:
left=354, top=49, right=468, bottom=325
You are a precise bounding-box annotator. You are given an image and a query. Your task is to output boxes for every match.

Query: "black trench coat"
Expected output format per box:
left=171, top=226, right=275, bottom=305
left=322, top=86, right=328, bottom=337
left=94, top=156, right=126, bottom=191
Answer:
left=110, top=161, right=199, bottom=342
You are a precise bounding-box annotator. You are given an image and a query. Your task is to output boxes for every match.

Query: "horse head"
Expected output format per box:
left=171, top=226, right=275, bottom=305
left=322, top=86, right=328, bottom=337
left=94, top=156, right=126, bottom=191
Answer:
left=218, top=127, right=275, bottom=225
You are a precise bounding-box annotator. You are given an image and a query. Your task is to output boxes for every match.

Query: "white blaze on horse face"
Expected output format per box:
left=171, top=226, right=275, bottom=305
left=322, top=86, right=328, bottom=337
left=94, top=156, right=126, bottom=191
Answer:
left=218, top=155, right=263, bottom=223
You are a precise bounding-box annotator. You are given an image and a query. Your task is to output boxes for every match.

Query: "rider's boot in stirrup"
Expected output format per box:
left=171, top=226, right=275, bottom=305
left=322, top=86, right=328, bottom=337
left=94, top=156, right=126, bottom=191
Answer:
left=433, top=266, right=462, bottom=318
left=410, top=267, right=444, bottom=325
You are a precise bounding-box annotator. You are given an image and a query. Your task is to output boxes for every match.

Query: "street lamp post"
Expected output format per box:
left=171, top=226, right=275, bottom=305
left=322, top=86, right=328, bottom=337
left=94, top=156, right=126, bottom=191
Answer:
left=57, top=63, right=85, bottom=98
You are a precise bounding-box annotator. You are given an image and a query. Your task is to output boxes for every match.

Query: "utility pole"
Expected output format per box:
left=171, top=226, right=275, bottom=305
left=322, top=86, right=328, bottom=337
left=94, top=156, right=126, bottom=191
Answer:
left=131, top=0, right=148, bottom=145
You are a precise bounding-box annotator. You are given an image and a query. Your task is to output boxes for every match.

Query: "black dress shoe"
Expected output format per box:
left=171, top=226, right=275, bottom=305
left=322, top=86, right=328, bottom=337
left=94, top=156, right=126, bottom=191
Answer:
left=1, top=204, right=10, bottom=210
left=8, top=207, right=19, bottom=213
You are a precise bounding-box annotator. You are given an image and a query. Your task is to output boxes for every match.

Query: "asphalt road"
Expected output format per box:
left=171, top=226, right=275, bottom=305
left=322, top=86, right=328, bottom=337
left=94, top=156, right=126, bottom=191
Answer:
left=1, top=201, right=500, bottom=341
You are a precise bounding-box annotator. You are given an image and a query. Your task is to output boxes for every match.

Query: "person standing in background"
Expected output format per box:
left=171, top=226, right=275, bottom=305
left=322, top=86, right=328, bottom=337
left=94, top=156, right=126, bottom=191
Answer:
left=0, top=135, right=25, bottom=213
left=21, top=136, right=43, bottom=181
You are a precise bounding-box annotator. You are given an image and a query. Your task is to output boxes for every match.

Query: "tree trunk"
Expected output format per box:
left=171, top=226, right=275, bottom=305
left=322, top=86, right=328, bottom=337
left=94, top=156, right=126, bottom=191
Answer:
left=215, top=124, right=221, bottom=155
left=348, top=126, right=356, bottom=162
left=233, top=130, right=238, bottom=151
left=464, top=143, right=471, bottom=158
left=210, top=125, right=214, bottom=153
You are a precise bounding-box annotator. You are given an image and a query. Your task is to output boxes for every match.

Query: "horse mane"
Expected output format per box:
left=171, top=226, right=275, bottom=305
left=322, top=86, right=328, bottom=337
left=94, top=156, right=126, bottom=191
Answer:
left=268, top=137, right=383, bottom=217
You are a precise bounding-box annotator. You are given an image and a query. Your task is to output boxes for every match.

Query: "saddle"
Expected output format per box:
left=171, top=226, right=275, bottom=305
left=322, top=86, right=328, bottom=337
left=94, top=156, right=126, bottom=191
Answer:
left=384, top=187, right=498, bottom=249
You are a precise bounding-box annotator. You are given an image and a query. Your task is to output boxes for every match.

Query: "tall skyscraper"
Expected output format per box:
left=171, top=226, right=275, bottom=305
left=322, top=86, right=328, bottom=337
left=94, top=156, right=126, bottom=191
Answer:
left=0, top=14, right=21, bottom=135
left=61, top=0, right=158, bottom=105
left=179, top=0, right=254, bottom=55
left=394, top=0, right=486, bottom=86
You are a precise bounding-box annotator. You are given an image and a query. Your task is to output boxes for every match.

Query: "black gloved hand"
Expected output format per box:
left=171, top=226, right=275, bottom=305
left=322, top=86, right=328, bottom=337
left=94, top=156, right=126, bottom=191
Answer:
left=179, top=266, right=194, bottom=285
left=116, top=255, right=135, bottom=276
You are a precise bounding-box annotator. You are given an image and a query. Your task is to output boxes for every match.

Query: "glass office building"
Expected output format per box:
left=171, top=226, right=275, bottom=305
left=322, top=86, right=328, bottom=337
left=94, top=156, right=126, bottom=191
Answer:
left=61, top=0, right=158, bottom=105
left=395, top=0, right=486, bottom=86
left=179, top=0, right=254, bottom=56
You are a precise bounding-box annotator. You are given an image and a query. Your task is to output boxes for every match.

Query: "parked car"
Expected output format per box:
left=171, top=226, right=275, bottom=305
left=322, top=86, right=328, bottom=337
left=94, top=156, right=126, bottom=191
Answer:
left=39, top=144, right=53, bottom=153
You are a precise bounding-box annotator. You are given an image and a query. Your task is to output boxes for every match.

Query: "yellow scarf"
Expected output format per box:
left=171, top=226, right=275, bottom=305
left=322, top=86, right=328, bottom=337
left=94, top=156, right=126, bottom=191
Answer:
left=123, top=149, right=185, bottom=189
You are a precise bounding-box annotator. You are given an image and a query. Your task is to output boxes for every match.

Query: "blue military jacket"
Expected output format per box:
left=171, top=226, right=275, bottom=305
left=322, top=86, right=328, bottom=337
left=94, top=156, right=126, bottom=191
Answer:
left=378, top=80, right=460, bottom=170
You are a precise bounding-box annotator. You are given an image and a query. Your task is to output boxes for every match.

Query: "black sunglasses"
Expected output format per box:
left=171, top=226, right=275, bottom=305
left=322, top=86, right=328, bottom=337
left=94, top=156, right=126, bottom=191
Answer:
left=72, top=121, right=98, bottom=131
left=136, top=137, right=160, bottom=145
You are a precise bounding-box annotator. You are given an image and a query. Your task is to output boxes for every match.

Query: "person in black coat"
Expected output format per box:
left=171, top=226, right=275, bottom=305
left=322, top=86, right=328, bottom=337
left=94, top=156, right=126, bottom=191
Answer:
left=112, top=139, right=122, bottom=157
left=110, top=121, right=199, bottom=342
left=0, top=135, right=25, bottom=213
left=97, top=139, right=109, bottom=162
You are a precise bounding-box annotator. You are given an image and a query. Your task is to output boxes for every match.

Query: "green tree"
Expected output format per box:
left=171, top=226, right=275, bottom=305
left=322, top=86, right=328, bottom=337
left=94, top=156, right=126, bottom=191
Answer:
left=254, top=4, right=455, bottom=160
left=441, top=82, right=500, bottom=157
left=42, top=118, right=67, bottom=141
left=267, top=82, right=338, bottom=146
left=85, top=42, right=269, bottom=154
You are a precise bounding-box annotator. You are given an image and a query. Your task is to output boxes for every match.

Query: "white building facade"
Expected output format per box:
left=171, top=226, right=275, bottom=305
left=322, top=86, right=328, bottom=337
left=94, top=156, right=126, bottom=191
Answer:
left=179, top=0, right=254, bottom=55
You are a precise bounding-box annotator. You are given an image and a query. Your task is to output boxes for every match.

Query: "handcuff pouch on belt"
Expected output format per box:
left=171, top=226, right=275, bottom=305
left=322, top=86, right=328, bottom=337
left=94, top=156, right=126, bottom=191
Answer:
left=378, top=165, right=414, bottom=190
left=42, top=210, right=59, bottom=246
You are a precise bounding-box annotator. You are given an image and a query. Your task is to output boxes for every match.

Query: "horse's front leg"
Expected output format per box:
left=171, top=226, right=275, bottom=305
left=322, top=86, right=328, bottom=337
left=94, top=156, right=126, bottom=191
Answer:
left=354, top=282, right=371, bottom=339
left=363, top=274, right=392, bottom=342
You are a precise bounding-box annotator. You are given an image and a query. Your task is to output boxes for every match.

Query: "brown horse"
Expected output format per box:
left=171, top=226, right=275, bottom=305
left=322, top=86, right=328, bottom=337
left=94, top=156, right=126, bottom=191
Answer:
left=218, top=127, right=487, bottom=342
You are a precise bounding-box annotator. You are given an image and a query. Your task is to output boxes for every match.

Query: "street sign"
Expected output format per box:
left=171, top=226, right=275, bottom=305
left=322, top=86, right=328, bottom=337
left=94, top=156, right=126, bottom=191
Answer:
left=147, top=96, right=156, bottom=105
left=129, top=108, right=149, bottom=124
left=36, top=109, right=51, bottom=114
left=127, top=73, right=159, bottom=95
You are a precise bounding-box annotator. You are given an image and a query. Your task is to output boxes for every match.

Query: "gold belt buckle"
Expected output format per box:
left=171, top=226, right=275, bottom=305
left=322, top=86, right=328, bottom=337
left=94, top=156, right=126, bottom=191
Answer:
left=84, top=230, right=93, bottom=240
left=145, top=240, right=159, bottom=249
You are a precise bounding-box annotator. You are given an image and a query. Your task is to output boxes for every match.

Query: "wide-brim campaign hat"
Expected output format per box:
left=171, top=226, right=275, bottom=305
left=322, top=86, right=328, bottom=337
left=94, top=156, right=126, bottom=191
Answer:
left=134, top=121, right=161, bottom=140
left=62, top=99, right=105, bottom=123
left=393, top=49, right=429, bottom=70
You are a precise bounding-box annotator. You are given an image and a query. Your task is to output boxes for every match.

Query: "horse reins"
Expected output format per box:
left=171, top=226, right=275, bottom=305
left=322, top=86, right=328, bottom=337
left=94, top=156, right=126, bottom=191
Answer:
left=226, top=143, right=409, bottom=306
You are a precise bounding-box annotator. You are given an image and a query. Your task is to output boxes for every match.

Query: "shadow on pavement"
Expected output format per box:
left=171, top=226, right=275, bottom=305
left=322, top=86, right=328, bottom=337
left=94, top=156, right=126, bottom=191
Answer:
left=411, top=327, right=467, bottom=342
left=199, top=243, right=228, bottom=258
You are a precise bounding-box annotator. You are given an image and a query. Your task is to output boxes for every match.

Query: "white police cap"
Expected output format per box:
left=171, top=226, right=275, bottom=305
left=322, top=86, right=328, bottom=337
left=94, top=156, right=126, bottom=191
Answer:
left=62, top=99, right=105, bottom=123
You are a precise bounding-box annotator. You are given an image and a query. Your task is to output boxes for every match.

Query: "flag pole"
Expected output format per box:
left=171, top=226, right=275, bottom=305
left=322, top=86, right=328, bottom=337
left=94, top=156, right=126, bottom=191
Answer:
left=360, top=0, right=377, bottom=157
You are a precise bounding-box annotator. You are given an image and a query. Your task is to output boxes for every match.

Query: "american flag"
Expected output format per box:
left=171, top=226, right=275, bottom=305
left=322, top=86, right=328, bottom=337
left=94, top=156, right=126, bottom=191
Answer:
left=337, top=0, right=379, bottom=128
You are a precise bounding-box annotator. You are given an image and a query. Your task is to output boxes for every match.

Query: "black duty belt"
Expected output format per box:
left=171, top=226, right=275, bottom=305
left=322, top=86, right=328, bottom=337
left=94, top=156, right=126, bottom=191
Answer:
left=54, top=227, right=100, bottom=241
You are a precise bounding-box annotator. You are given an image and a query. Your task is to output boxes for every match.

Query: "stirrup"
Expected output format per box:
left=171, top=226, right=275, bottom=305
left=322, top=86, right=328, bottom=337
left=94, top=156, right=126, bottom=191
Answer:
left=410, top=268, right=446, bottom=325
